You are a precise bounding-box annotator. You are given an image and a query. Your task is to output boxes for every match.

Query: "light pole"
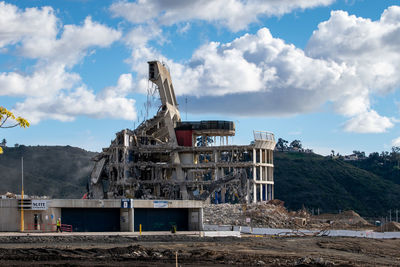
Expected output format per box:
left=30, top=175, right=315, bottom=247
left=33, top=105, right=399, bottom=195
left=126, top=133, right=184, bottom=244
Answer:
left=20, top=157, right=24, bottom=232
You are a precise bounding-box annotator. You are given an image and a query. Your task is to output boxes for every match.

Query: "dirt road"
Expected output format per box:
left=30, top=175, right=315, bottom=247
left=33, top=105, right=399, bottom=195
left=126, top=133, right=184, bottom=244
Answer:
left=0, top=234, right=399, bottom=266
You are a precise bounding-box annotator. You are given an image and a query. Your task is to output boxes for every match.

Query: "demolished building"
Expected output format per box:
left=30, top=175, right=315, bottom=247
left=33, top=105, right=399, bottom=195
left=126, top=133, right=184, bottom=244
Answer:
left=89, top=61, right=276, bottom=204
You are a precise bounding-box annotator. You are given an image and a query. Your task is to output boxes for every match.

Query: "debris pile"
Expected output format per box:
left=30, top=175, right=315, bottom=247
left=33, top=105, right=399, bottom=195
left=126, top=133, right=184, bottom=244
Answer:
left=203, top=200, right=310, bottom=228
left=4, top=192, right=16, bottom=198
left=310, top=210, right=372, bottom=229
left=376, top=221, right=400, bottom=232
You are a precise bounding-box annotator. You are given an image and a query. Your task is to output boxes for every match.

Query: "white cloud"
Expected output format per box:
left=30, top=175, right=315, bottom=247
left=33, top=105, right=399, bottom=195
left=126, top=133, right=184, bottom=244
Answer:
left=0, top=2, right=122, bottom=66
left=306, top=7, right=400, bottom=95
left=0, top=64, right=81, bottom=97
left=129, top=28, right=355, bottom=116
left=124, top=24, right=163, bottom=47
left=0, top=2, right=57, bottom=48
left=343, top=110, right=394, bottom=133
left=13, top=74, right=137, bottom=124
left=20, top=16, right=121, bottom=66
left=392, top=136, right=400, bottom=147
left=0, top=2, right=135, bottom=124
left=110, top=0, right=334, bottom=31
left=124, top=7, right=400, bottom=134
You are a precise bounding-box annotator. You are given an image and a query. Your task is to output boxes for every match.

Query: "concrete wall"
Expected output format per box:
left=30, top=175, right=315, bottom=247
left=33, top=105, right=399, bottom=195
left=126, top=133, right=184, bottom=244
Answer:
left=23, top=208, right=60, bottom=231
left=132, top=199, right=202, bottom=209
left=188, top=208, right=203, bottom=231
left=0, top=199, right=203, bottom=232
left=120, top=208, right=134, bottom=232
left=50, top=199, right=120, bottom=208
left=0, top=199, right=19, bottom=231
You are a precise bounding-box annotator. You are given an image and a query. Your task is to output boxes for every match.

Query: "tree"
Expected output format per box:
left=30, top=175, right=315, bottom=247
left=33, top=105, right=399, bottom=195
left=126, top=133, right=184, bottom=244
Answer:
left=353, top=150, right=366, bottom=159
left=0, top=138, right=6, bottom=147
left=391, top=146, right=400, bottom=169
left=276, top=138, right=288, bottom=151
left=289, top=139, right=302, bottom=150
left=0, top=107, right=29, bottom=129
left=0, top=106, right=29, bottom=154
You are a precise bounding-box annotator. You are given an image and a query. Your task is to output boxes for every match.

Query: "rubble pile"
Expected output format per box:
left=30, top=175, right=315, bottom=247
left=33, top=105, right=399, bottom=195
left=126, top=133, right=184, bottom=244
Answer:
left=203, top=200, right=310, bottom=228
left=376, top=221, right=400, bottom=232
left=310, top=210, right=372, bottom=229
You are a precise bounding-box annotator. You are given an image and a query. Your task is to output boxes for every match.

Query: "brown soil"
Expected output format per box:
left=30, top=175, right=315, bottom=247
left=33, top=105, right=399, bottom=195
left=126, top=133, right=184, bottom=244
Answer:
left=0, top=235, right=399, bottom=266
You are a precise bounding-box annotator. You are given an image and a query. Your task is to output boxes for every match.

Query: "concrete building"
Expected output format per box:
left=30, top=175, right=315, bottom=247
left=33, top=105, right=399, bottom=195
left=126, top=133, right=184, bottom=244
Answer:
left=0, top=198, right=203, bottom=232
left=90, top=61, right=276, bottom=204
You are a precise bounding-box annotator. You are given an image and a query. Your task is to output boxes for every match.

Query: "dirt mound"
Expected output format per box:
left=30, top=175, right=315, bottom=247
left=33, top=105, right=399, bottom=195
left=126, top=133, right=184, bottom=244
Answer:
left=376, top=221, right=400, bottom=232
left=311, top=210, right=371, bottom=228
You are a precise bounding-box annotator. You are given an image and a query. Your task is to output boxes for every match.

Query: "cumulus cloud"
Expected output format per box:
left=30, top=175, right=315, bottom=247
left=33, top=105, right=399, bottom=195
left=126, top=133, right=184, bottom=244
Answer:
left=129, top=28, right=353, bottom=116
left=343, top=110, right=394, bottom=133
left=0, top=64, right=81, bottom=97
left=0, top=2, right=135, bottom=123
left=22, top=17, right=121, bottom=66
left=306, top=7, right=400, bottom=95
left=110, top=0, right=334, bottom=31
left=14, top=74, right=136, bottom=124
left=124, top=7, right=400, bottom=133
left=0, top=2, right=57, bottom=48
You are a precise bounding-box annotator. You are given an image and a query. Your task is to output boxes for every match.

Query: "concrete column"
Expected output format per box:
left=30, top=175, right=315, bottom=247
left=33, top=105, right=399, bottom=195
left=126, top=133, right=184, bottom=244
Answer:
left=221, top=187, right=226, bottom=203
left=260, top=184, right=263, bottom=202
left=253, top=183, right=257, bottom=203
left=253, top=148, right=256, bottom=203
left=129, top=208, right=134, bottom=232
left=214, top=150, right=219, bottom=180
left=199, top=207, right=204, bottom=231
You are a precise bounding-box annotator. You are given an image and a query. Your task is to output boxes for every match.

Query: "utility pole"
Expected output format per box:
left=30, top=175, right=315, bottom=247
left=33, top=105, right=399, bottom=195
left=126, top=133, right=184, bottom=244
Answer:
left=20, top=157, right=24, bottom=232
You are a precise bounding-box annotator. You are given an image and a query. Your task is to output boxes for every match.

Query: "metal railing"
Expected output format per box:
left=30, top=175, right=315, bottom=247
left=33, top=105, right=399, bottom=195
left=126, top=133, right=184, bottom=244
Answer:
left=26, top=223, right=73, bottom=232
left=253, top=131, right=275, bottom=142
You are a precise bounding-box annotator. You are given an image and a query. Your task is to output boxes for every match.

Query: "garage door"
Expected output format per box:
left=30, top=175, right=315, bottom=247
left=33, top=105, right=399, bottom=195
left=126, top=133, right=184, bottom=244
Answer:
left=62, top=208, right=120, bottom=232
left=134, top=208, right=188, bottom=231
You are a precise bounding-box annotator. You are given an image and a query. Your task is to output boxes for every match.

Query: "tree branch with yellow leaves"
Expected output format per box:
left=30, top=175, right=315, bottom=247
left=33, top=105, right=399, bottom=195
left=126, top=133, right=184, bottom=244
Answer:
left=0, top=106, right=30, bottom=154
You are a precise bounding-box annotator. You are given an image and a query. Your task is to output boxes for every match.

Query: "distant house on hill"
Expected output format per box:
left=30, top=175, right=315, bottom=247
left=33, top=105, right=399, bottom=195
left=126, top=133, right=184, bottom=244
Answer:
left=344, top=154, right=358, bottom=161
left=275, top=147, right=313, bottom=154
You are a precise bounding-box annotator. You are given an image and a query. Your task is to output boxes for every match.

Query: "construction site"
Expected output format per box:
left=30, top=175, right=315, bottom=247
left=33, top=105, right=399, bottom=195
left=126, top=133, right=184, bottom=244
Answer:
left=1, top=61, right=400, bottom=266
left=89, top=61, right=276, bottom=204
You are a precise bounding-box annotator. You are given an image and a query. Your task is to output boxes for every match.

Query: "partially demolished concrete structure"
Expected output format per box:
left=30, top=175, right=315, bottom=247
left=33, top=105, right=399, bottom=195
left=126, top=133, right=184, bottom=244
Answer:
left=90, top=61, right=276, bottom=204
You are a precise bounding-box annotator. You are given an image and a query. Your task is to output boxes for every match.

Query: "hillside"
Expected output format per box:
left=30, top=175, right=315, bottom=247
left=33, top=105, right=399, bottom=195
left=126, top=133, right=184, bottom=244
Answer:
left=347, top=155, right=400, bottom=185
left=0, top=146, right=96, bottom=198
left=1, top=146, right=399, bottom=218
left=274, top=151, right=400, bottom=217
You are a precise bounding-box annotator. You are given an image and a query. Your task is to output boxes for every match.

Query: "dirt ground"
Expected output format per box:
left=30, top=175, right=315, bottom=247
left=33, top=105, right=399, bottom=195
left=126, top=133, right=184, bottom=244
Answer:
left=0, top=234, right=399, bottom=266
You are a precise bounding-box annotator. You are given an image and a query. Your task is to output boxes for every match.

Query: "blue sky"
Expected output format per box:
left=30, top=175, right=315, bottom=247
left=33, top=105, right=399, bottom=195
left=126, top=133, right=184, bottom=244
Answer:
left=1, top=0, right=400, bottom=155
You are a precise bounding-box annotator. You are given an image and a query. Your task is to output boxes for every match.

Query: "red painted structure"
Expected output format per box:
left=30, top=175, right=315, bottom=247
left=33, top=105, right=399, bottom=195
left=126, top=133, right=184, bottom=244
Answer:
left=175, top=130, right=193, bottom=147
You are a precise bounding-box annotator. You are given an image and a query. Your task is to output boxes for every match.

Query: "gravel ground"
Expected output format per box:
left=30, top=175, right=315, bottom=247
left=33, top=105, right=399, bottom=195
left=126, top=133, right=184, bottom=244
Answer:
left=0, top=234, right=399, bottom=266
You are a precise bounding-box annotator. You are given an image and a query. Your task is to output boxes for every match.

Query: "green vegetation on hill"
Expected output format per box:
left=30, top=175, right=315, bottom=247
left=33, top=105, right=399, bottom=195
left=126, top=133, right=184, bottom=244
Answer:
left=274, top=151, right=400, bottom=217
left=0, top=146, right=96, bottom=198
left=1, top=146, right=399, bottom=218
left=346, top=152, right=400, bottom=185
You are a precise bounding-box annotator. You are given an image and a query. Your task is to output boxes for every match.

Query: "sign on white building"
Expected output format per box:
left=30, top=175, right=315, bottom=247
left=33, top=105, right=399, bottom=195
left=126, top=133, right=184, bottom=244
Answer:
left=31, top=200, right=47, bottom=210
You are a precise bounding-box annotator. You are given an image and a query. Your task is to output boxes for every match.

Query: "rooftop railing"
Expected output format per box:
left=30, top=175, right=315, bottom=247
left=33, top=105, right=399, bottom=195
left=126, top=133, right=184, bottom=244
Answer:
left=253, top=131, right=275, bottom=142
